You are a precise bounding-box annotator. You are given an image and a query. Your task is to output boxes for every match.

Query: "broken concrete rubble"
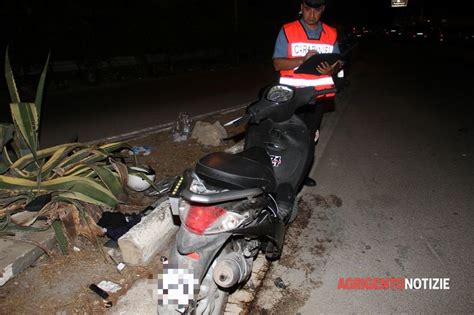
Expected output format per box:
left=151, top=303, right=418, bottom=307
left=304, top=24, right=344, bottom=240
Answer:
left=0, top=229, right=56, bottom=286
left=191, top=121, right=228, bottom=146
left=118, top=198, right=178, bottom=266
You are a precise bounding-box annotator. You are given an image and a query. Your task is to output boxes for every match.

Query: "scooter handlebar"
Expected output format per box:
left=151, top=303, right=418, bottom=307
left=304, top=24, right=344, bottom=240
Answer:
left=245, top=85, right=339, bottom=124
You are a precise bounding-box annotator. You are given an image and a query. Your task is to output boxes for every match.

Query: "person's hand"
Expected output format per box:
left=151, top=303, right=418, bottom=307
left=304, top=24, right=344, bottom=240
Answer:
left=316, top=60, right=342, bottom=75
left=303, top=50, right=318, bottom=62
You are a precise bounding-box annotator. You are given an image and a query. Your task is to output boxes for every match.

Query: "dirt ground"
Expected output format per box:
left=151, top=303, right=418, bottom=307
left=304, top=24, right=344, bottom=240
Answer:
left=0, top=108, right=245, bottom=315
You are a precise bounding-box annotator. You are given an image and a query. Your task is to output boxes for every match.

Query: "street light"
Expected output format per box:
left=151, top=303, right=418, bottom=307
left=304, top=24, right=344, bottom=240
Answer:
left=391, top=0, right=408, bottom=7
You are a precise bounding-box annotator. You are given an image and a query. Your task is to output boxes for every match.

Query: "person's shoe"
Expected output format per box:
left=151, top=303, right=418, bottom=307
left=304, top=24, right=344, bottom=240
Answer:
left=304, top=177, right=317, bottom=187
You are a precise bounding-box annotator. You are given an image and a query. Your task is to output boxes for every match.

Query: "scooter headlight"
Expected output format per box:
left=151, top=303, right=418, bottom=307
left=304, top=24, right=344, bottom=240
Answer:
left=266, top=85, right=294, bottom=103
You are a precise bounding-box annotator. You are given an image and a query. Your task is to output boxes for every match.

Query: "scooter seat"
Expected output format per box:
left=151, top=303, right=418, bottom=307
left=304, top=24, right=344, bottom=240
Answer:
left=195, top=147, right=276, bottom=192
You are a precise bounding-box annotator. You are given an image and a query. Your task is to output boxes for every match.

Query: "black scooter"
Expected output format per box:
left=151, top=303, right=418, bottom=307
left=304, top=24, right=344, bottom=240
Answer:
left=158, top=84, right=337, bottom=314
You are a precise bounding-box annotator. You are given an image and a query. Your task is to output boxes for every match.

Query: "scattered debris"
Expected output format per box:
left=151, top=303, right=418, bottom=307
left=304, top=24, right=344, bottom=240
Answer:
left=117, top=263, right=126, bottom=271
left=89, top=283, right=113, bottom=307
left=172, top=112, right=193, bottom=142
left=224, top=139, right=244, bottom=154
left=274, top=277, right=287, bottom=289
left=89, top=283, right=110, bottom=299
left=97, top=212, right=143, bottom=241
left=97, top=280, right=122, bottom=293
left=129, top=145, right=152, bottom=156
left=191, top=121, right=227, bottom=146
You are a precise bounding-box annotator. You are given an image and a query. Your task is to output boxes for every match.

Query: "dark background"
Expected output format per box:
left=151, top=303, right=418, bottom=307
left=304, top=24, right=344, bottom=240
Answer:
left=1, top=0, right=473, bottom=64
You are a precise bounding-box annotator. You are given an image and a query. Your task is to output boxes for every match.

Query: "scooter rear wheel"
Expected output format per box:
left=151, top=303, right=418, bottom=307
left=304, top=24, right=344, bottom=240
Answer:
left=157, top=245, right=229, bottom=314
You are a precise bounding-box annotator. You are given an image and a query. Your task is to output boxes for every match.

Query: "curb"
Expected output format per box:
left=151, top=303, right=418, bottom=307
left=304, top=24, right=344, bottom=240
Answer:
left=88, top=103, right=248, bottom=145
left=118, top=198, right=178, bottom=266
left=0, top=229, right=56, bottom=286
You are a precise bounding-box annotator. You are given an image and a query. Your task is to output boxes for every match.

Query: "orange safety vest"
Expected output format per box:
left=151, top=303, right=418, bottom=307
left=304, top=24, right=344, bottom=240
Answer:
left=279, top=20, right=338, bottom=99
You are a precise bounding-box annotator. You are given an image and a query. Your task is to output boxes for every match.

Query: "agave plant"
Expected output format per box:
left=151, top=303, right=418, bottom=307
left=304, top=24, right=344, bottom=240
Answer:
left=0, top=49, right=134, bottom=251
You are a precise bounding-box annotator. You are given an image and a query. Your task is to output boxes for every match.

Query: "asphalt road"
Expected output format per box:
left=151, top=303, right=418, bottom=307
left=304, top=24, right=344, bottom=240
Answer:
left=252, top=41, right=474, bottom=313
left=0, top=63, right=277, bottom=147
left=37, top=64, right=277, bottom=147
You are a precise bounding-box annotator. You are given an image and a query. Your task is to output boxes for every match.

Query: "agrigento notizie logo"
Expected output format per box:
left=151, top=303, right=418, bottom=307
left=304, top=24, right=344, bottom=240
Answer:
left=337, top=277, right=450, bottom=290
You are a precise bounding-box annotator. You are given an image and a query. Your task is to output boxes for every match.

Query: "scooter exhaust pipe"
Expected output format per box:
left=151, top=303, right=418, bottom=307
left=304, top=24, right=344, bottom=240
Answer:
left=213, top=252, right=252, bottom=288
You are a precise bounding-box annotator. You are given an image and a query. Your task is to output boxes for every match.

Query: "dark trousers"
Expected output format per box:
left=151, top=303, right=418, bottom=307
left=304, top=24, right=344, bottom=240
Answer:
left=295, top=99, right=335, bottom=183
left=296, top=102, right=324, bottom=137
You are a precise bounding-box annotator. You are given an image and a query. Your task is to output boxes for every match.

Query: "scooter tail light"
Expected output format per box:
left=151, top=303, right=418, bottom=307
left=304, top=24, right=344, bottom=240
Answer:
left=184, top=205, right=226, bottom=234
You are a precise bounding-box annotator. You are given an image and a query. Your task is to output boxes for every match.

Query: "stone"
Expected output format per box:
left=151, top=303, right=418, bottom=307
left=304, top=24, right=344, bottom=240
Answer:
left=118, top=199, right=178, bottom=266
left=191, top=121, right=227, bottom=147
left=0, top=229, right=56, bottom=286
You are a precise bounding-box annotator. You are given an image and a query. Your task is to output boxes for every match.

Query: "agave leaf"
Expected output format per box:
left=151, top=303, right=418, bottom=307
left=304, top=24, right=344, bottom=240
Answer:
left=55, top=191, right=113, bottom=208
left=0, top=175, right=118, bottom=208
left=39, top=143, right=84, bottom=179
left=0, top=149, right=12, bottom=174
left=47, top=177, right=118, bottom=208
left=63, top=164, right=93, bottom=177
left=10, top=143, right=82, bottom=177
left=2, top=147, right=14, bottom=165
left=99, top=142, right=132, bottom=155
left=0, top=123, right=15, bottom=149
left=4, top=48, right=20, bottom=103
left=10, top=102, right=38, bottom=158
left=82, top=149, right=108, bottom=164
left=57, top=148, right=91, bottom=169
left=52, top=219, right=68, bottom=255
left=0, top=175, right=40, bottom=188
left=89, top=165, right=123, bottom=196
left=57, top=147, right=106, bottom=169
left=35, top=53, right=50, bottom=123
left=11, top=128, right=31, bottom=158
left=0, top=161, right=9, bottom=176
left=109, top=159, right=128, bottom=187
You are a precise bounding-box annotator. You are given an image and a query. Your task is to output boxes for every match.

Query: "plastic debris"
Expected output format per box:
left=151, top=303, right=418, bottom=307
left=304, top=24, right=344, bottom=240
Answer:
left=89, top=283, right=109, bottom=299
left=129, top=145, right=151, bottom=156
left=117, top=263, right=126, bottom=271
left=274, top=277, right=287, bottom=289
left=97, top=280, right=122, bottom=293
left=172, top=112, right=193, bottom=142
left=73, top=246, right=81, bottom=252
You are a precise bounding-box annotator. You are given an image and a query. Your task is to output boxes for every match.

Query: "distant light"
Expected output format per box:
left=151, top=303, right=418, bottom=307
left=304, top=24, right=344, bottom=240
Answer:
left=391, top=0, right=408, bottom=8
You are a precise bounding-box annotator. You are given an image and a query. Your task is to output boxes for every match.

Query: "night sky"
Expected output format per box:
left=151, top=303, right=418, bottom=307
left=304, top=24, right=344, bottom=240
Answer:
left=0, top=0, right=473, bottom=65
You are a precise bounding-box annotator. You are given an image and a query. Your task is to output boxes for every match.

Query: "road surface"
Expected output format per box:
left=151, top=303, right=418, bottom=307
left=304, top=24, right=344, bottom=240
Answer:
left=251, top=40, right=474, bottom=313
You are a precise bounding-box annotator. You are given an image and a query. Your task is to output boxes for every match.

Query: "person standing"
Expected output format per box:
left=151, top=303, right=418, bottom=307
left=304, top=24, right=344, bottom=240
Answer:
left=273, top=0, right=342, bottom=187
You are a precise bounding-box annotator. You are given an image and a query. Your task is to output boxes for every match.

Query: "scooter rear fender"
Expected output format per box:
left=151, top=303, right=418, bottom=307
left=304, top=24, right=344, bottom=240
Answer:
left=175, top=227, right=231, bottom=282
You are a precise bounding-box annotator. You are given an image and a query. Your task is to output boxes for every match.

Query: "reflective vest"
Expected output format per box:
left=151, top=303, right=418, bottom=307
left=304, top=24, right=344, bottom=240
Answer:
left=279, top=21, right=338, bottom=98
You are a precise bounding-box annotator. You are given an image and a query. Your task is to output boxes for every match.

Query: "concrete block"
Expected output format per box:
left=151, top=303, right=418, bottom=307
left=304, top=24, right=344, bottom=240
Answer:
left=118, top=199, right=178, bottom=266
left=0, top=229, right=56, bottom=286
